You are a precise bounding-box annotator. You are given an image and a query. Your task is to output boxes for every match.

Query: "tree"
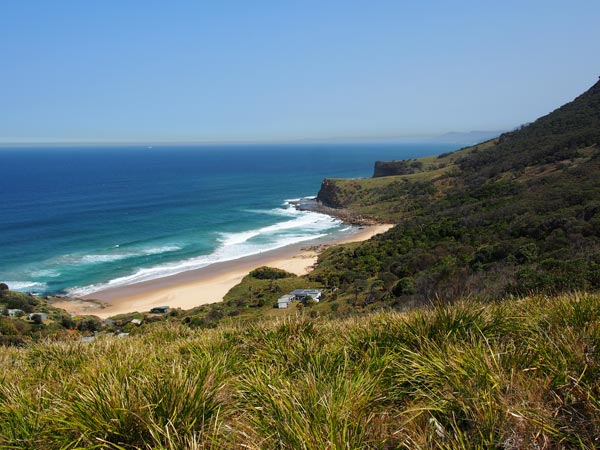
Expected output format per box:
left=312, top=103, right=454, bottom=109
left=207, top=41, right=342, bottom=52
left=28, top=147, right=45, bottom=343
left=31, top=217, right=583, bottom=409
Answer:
left=76, top=317, right=102, bottom=332
left=393, top=277, right=416, bottom=296
left=352, top=279, right=368, bottom=305
left=370, top=279, right=385, bottom=292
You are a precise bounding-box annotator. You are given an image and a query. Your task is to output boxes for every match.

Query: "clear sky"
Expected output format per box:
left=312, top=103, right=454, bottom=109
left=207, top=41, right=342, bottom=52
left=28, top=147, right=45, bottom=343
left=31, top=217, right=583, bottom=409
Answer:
left=1, top=1, right=599, bottom=143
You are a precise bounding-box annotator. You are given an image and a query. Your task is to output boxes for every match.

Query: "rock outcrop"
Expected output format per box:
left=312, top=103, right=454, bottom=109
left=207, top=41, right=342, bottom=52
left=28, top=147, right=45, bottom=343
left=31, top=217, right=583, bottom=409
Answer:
left=315, top=179, right=347, bottom=208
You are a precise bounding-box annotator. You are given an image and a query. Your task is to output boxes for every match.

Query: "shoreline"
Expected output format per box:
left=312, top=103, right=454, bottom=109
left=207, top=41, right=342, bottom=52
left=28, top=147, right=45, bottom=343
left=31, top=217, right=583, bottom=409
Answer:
left=52, top=224, right=393, bottom=318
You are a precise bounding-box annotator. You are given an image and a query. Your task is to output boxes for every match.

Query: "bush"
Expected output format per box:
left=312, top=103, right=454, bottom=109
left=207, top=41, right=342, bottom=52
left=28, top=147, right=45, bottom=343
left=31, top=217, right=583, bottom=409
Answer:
left=75, top=317, right=102, bottom=333
left=3, top=292, right=38, bottom=313
left=249, top=266, right=296, bottom=280
left=393, top=277, right=416, bottom=296
left=60, top=316, right=75, bottom=329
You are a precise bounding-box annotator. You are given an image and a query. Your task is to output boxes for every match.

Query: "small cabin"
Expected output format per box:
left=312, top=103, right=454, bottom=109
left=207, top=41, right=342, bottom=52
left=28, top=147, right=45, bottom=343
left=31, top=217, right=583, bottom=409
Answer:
left=150, top=306, right=169, bottom=314
left=7, top=309, right=25, bottom=318
left=277, top=294, right=295, bottom=309
left=27, top=312, right=48, bottom=322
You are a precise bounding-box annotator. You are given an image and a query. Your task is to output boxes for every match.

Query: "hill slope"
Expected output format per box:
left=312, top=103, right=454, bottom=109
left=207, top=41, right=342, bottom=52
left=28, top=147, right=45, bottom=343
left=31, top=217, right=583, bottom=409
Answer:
left=312, top=79, right=600, bottom=305
left=2, top=293, right=600, bottom=448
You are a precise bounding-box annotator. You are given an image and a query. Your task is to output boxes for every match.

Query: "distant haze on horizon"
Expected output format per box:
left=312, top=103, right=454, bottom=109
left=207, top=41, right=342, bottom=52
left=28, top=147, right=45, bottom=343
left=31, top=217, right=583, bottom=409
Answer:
left=1, top=1, right=598, bottom=144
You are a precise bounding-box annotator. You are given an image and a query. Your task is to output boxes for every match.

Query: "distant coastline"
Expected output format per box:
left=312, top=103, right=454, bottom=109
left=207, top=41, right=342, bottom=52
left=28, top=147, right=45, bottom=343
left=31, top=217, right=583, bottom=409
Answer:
left=0, top=130, right=503, bottom=148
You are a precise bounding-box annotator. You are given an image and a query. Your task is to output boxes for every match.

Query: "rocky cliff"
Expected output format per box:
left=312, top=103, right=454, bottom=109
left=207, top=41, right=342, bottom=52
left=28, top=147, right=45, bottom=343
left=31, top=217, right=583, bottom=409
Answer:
left=315, top=179, right=347, bottom=208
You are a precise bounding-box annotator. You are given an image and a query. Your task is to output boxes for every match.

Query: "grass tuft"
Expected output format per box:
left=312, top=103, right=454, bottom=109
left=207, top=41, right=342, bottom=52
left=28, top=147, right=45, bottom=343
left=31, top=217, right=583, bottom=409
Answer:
left=2, top=293, right=600, bottom=447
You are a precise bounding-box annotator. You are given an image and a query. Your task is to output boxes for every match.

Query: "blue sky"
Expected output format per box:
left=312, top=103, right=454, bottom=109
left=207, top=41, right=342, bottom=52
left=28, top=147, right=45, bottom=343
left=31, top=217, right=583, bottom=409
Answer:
left=1, top=1, right=599, bottom=143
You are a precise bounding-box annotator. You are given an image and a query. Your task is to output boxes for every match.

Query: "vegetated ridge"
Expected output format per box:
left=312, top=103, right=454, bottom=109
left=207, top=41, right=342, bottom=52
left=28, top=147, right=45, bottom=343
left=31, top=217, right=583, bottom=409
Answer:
left=313, top=78, right=600, bottom=307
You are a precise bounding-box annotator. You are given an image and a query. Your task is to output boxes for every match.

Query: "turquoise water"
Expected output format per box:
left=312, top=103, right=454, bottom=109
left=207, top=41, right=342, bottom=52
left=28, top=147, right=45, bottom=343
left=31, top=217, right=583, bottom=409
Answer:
left=0, top=143, right=457, bottom=296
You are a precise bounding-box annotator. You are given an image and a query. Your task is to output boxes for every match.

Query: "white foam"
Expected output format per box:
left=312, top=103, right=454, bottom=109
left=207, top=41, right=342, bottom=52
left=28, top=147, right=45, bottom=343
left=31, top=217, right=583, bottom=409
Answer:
left=54, top=245, right=182, bottom=266
left=29, top=269, right=61, bottom=278
left=142, top=245, right=181, bottom=255
left=67, top=208, right=341, bottom=297
left=218, top=210, right=338, bottom=248
left=68, top=232, right=328, bottom=297
left=3, top=281, right=48, bottom=293
left=218, top=230, right=261, bottom=246
left=246, top=196, right=320, bottom=219
left=245, top=207, right=301, bottom=218
left=284, top=195, right=316, bottom=203
left=80, top=254, right=130, bottom=264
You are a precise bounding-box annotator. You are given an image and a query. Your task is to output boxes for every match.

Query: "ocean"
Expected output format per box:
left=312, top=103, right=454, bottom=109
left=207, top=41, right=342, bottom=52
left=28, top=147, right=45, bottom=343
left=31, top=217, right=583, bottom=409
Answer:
left=0, top=142, right=458, bottom=296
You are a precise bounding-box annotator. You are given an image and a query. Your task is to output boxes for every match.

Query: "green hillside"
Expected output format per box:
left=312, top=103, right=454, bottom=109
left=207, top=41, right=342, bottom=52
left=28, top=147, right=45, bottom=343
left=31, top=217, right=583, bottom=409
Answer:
left=312, top=80, right=600, bottom=305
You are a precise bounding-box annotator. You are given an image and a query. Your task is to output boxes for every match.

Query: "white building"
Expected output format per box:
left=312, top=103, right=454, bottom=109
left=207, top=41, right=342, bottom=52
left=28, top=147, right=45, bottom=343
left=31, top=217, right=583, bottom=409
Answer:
left=7, top=309, right=24, bottom=317
left=277, top=294, right=295, bottom=309
left=28, top=312, right=48, bottom=322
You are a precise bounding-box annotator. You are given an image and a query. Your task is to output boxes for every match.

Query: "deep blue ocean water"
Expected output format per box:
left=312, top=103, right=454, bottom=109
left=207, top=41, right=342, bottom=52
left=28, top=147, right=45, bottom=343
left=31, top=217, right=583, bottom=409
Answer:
left=0, top=143, right=458, bottom=296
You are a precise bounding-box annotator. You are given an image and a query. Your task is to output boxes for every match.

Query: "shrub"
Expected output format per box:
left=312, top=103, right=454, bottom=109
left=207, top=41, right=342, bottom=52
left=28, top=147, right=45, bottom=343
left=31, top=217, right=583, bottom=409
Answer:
left=3, top=292, right=38, bottom=313
left=392, top=277, right=416, bottom=296
left=249, top=266, right=296, bottom=280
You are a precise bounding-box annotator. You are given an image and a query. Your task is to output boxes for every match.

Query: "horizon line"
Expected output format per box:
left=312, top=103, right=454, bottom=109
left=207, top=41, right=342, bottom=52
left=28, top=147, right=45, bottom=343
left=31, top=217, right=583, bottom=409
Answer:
left=0, top=130, right=506, bottom=147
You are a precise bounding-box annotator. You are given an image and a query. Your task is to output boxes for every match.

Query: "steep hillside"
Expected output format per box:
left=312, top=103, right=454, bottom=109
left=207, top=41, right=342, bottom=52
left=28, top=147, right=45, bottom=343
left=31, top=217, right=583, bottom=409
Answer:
left=312, top=79, right=600, bottom=305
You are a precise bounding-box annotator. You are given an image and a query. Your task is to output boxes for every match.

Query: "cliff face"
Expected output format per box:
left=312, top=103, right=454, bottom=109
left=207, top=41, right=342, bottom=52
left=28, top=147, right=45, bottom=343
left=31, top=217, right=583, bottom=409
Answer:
left=316, top=179, right=347, bottom=208
left=318, top=161, right=425, bottom=207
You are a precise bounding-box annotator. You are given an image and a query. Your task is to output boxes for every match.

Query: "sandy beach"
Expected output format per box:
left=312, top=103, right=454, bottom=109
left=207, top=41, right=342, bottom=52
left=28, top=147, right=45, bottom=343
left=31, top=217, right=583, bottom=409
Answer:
left=52, top=224, right=393, bottom=318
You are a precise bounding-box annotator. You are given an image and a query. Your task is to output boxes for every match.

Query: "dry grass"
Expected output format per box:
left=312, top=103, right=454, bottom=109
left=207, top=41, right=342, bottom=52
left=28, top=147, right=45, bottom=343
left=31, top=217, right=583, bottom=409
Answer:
left=1, top=293, right=600, bottom=448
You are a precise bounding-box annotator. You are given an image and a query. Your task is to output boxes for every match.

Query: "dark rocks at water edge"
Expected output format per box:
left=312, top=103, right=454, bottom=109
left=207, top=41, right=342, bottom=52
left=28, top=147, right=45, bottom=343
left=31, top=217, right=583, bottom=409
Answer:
left=289, top=197, right=379, bottom=226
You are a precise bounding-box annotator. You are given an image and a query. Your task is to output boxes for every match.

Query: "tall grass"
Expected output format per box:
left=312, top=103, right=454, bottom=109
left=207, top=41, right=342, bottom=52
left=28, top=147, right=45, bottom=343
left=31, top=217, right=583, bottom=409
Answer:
left=1, top=294, right=600, bottom=448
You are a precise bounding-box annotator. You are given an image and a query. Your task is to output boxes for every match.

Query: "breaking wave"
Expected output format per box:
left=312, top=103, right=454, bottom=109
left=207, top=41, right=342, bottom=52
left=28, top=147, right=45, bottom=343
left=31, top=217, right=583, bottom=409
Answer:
left=67, top=204, right=341, bottom=297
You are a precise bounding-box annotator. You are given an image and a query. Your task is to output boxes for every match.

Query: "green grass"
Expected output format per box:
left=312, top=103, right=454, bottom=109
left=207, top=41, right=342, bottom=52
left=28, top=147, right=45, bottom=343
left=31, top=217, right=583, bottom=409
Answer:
left=1, top=293, right=600, bottom=448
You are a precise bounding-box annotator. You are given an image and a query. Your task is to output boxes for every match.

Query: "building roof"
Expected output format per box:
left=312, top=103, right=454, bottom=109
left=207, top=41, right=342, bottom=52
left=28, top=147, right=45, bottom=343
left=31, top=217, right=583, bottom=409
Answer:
left=150, top=306, right=169, bottom=312
left=291, top=289, right=322, bottom=295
